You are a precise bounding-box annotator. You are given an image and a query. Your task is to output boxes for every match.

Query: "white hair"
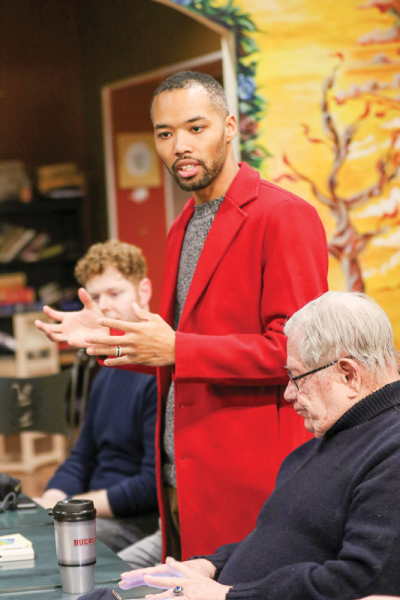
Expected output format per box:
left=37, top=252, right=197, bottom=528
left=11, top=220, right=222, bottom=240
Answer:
left=284, top=291, right=400, bottom=374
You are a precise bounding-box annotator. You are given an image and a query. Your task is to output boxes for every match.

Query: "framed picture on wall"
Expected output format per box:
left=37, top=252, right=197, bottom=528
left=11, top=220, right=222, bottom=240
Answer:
left=116, top=132, right=161, bottom=189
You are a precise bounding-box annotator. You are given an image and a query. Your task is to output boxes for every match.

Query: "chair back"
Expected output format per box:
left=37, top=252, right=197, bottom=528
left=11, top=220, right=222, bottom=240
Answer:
left=68, top=349, right=97, bottom=447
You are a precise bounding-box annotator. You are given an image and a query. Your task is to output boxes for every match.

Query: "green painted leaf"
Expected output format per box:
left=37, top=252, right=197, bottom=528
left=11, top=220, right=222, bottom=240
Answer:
left=235, top=15, right=257, bottom=31
left=170, top=0, right=270, bottom=171
left=239, top=36, right=259, bottom=55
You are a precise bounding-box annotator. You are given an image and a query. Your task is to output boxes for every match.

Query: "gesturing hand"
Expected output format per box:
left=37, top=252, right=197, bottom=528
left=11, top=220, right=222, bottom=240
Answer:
left=85, top=303, right=176, bottom=367
left=121, top=557, right=230, bottom=600
left=35, top=288, right=109, bottom=348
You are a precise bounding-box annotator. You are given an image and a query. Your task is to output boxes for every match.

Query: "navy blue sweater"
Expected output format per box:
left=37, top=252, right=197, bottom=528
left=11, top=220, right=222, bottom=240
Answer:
left=47, top=368, right=158, bottom=518
left=205, top=380, right=400, bottom=600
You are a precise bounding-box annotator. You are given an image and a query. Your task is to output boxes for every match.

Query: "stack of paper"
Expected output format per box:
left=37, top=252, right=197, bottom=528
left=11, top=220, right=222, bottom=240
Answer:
left=0, top=533, right=34, bottom=562
left=37, top=162, right=85, bottom=196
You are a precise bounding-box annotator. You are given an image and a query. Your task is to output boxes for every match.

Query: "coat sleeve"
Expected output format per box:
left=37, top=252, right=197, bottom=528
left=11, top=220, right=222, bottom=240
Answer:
left=224, top=446, right=400, bottom=600
left=174, top=200, right=328, bottom=386
left=106, top=376, right=158, bottom=517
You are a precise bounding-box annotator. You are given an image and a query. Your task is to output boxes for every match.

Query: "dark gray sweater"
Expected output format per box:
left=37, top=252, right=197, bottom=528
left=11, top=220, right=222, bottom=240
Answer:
left=163, top=195, right=225, bottom=486
left=203, top=380, right=400, bottom=600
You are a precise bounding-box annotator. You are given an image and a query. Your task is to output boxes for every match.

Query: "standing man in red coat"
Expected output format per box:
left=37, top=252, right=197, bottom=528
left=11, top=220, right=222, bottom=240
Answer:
left=36, top=71, right=328, bottom=561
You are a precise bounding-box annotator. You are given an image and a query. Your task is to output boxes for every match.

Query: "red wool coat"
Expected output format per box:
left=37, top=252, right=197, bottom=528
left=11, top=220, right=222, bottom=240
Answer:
left=112, top=163, right=329, bottom=560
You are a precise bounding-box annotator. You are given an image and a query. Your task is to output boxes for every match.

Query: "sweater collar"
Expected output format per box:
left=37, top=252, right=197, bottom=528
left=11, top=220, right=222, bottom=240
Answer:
left=325, top=379, right=400, bottom=438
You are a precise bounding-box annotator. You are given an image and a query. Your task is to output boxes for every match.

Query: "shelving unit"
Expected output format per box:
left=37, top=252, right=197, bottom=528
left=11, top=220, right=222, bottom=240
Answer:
left=0, top=311, right=67, bottom=473
left=0, top=193, right=88, bottom=471
left=0, top=195, right=86, bottom=289
left=0, top=193, right=88, bottom=363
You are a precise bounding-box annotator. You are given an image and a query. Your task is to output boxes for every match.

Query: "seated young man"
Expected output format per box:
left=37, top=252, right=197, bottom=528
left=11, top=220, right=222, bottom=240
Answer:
left=34, top=240, right=158, bottom=553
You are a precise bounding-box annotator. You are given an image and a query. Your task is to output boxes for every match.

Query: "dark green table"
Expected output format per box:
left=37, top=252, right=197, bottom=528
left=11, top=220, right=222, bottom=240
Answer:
left=3, top=585, right=148, bottom=599
left=0, top=497, right=53, bottom=531
left=0, top=525, right=151, bottom=599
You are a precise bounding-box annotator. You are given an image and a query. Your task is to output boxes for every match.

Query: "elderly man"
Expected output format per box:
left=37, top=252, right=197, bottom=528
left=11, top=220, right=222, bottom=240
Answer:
left=118, top=291, right=400, bottom=600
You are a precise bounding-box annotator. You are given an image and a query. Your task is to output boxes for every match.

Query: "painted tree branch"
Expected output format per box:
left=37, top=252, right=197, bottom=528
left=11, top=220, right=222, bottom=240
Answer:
left=275, top=61, right=400, bottom=292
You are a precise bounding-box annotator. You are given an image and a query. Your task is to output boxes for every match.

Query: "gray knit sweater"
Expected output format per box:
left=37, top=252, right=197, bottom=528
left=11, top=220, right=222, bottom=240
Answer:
left=162, top=195, right=225, bottom=486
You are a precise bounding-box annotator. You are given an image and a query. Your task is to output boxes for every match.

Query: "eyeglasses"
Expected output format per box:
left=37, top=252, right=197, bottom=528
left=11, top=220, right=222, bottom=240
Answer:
left=287, top=357, right=352, bottom=391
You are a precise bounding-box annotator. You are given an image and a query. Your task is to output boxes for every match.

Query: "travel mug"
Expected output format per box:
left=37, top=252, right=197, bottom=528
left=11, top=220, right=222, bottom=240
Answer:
left=49, top=499, right=97, bottom=594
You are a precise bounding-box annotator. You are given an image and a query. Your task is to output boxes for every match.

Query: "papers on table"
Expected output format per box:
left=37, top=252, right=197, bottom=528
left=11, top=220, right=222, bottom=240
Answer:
left=0, top=559, right=35, bottom=571
left=0, top=533, right=34, bottom=562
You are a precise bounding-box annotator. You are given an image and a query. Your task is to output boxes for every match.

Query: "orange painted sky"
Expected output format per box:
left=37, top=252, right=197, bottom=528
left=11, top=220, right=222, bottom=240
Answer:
left=215, top=0, right=400, bottom=346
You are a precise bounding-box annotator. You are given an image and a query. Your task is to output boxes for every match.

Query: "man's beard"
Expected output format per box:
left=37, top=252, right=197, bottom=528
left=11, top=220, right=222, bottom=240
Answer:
left=168, top=136, right=226, bottom=192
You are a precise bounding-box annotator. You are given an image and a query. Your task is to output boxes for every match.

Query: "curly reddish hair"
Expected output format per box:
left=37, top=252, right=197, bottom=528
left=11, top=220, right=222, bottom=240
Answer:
left=75, top=239, right=147, bottom=286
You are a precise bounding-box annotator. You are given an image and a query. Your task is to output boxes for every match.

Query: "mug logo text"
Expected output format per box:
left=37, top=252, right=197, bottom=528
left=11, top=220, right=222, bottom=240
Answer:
left=73, top=537, right=96, bottom=546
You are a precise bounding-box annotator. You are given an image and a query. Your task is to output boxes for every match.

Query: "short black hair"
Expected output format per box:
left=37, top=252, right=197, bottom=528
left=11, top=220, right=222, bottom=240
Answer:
left=151, top=70, right=229, bottom=120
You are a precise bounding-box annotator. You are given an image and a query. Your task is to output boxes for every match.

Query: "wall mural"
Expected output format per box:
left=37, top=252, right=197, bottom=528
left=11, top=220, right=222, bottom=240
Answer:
left=171, top=0, right=270, bottom=169
left=168, top=0, right=400, bottom=348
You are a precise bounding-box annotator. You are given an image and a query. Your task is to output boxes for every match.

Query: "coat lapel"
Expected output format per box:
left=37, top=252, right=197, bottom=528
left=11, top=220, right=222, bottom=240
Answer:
left=178, top=163, right=260, bottom=332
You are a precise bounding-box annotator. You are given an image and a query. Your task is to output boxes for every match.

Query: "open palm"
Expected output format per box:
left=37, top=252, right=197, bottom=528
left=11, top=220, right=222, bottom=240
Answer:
left=35, top=288, right=109, bottom=348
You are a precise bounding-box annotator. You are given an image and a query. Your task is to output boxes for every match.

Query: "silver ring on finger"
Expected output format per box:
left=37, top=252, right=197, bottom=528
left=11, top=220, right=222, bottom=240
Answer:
left=116, top=345, right=122, bottom=358
left=173, top=586, right=185, bottom=597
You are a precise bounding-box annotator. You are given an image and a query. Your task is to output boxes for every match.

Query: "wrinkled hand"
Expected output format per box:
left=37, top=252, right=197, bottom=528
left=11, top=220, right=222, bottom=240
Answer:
left=122, top=557, right=230, bottom=600
left=85, top=303, right=175, bottom=367
left=119, top=560, right=177, bottom=590
left=181, top=559, right=217, bottom=579
left=119, top=558, right=216, bottom=590
left=35, top=288, right=109, bottom=348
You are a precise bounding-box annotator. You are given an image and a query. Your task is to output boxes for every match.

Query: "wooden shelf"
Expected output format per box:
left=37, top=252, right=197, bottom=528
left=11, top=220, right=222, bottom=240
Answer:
left=0, top=351, right=77, bottom=373
left=0, top=356, right=17, bottom=377
left=0, top=256, right=80, bottom=268
left=0, top=196, right=84, bottom=215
